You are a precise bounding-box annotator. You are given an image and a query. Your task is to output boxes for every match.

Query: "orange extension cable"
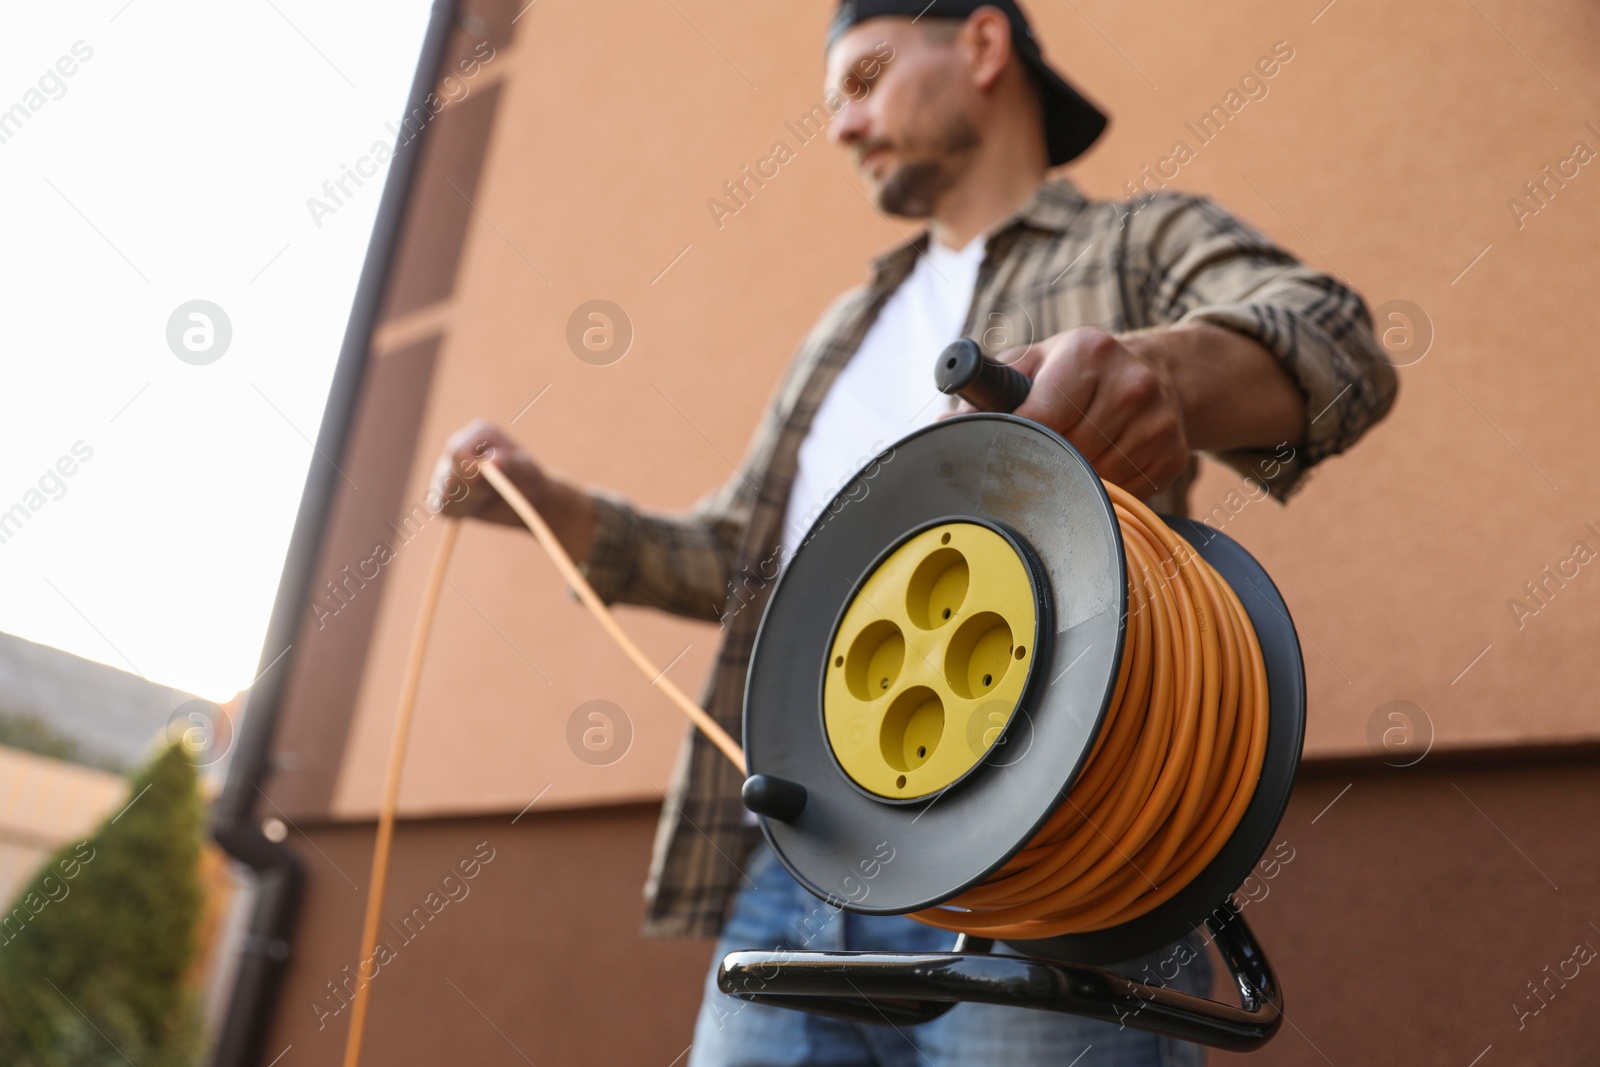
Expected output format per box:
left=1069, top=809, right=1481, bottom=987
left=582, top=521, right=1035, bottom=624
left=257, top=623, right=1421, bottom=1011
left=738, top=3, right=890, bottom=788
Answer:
left=345, top=462, right=1265, bottom=1064
left=343, top=520, right=459, bottom=1067
left=344, top=463, right=746, bottom=1067
left=909, top=482, right=1270, bottom=941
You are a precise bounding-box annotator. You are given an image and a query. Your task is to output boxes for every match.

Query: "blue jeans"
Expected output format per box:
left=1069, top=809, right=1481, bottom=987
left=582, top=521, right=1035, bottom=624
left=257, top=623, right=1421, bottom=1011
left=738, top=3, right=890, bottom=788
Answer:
left=689, top=843, right=1213, bottom=1067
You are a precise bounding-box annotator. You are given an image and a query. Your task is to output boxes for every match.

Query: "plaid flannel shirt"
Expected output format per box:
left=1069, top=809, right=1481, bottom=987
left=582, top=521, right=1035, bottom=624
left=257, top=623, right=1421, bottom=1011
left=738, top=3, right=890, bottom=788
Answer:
left=581, top=178, right=1398, bottom=938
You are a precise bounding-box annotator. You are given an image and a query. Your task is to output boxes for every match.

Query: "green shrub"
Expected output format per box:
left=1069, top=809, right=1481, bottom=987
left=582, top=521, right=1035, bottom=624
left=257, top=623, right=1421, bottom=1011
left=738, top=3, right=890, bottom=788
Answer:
left=0, top=743, right=206, bottom=1066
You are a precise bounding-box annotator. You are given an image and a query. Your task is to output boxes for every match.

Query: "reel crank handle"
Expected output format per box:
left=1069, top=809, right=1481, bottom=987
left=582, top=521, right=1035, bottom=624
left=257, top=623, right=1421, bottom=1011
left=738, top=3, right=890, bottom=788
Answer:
left=935, top=338, right=1033, bottom=413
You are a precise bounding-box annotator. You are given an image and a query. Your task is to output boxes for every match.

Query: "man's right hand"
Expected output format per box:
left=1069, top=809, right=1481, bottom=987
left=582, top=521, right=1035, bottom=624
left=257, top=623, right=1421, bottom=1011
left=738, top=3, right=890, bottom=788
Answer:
left=429, top=419, right=597, bottom=563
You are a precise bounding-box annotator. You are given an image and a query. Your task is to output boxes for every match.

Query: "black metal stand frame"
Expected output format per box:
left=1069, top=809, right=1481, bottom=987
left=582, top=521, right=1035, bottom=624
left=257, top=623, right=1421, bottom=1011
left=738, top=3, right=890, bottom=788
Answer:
left=718, top=899, right=1281, bottom=1053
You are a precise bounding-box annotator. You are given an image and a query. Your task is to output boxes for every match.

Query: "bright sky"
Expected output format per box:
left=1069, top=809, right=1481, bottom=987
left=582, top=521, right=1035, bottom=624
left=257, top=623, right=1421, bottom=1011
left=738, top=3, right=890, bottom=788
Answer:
left=0, top=0, right=436, bottom=702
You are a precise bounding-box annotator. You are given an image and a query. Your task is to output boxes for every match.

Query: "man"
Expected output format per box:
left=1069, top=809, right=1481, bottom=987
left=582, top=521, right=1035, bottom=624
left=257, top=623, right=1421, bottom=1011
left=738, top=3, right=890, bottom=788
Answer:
left=432, top=1, right=1397, bottom=1062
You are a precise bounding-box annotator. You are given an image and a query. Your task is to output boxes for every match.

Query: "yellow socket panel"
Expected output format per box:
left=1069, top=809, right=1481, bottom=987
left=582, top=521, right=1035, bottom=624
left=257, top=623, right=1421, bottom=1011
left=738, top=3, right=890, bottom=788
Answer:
left=823, top=522, right=1038, bottom=800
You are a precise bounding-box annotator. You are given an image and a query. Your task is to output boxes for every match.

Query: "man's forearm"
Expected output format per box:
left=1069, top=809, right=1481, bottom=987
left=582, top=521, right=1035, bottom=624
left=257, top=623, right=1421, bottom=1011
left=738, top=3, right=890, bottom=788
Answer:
left=1124, top=323, right=1306, bottom=456
left=468, top=448, right=598, bottom=564
left=540, top=477, right=598, bottom=565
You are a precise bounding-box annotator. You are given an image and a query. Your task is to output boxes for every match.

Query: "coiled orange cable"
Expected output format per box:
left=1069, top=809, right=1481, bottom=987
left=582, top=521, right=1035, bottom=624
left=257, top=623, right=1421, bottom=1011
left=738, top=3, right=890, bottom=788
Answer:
left=908, top=481, right=1270, bottom=940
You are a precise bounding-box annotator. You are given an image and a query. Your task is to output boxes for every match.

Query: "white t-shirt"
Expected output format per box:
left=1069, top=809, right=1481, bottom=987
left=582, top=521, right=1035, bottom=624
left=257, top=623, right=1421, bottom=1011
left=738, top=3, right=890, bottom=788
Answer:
left=777, top=235, right=987, bottom=561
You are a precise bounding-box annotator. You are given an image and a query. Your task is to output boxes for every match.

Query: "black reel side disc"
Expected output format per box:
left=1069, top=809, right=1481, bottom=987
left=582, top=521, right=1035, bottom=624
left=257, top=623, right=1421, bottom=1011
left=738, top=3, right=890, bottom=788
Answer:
left=746, top=415, right=1125, bottom=913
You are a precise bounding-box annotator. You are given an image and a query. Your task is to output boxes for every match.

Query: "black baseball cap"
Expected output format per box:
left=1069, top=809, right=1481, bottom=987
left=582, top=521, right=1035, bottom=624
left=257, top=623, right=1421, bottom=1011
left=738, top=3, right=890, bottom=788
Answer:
left=826, top=0, right=1108, bottom=166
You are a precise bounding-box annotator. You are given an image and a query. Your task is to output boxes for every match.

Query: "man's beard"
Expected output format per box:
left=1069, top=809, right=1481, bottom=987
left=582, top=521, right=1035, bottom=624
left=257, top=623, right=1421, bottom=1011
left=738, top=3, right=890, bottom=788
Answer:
left=866, top=113, right=979, bottom=218
left=876, top=159, right=949, bottom=217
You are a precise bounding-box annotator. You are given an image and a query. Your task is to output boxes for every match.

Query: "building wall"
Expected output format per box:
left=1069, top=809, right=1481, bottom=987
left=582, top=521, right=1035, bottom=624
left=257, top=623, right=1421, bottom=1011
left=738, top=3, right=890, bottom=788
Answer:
left=266, top=758, right=1600, bottom=1065
left=0, top=745, right=124, bottom=902
left=263, top=803, right=710, bottom=1066
left=264, top=0, right=1600, bottom=825
left=252, top=0, right=1600, bottom=1063
left=1212, top=757, right=1600, bottom=1067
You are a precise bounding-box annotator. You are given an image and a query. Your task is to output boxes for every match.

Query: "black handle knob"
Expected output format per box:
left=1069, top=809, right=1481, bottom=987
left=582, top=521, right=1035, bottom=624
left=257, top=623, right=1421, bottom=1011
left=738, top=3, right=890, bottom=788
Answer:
left=741, top=774, right=808, bottom=823
left=935, top=338, right=1033, bottom=413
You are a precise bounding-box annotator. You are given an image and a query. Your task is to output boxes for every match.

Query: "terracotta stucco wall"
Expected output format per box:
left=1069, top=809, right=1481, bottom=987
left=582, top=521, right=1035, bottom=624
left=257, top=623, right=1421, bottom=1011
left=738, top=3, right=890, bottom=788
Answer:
left=265, top=0, right=1600, bottom=815
left=255, top=3, right=1600, bottom=1062
left=267, top=758, right=1600, bottom=1065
